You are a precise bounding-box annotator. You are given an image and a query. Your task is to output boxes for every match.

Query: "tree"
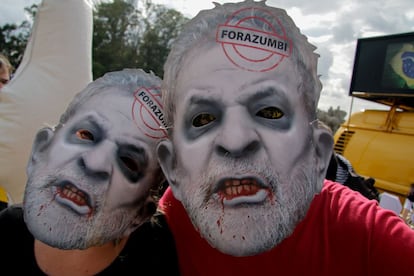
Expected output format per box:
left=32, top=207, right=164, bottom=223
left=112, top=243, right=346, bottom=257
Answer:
left=1, top=0, right=188, bottom=79
left=136, top=2, right=188, bottom=76
left=92, top=0, right=188, bottom=79
left=0, top=4, right=37, bottom=70
left=92, top=0, right=141, bottom=78
left=317, top=106, right=347, bottom=133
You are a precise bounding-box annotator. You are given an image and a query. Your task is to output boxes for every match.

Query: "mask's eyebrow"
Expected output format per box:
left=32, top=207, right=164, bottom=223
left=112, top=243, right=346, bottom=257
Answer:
left=68, top=113, right=107, bottom=139
left=80, top=114, right=104, bottom=130
left=188, top=95, right=217, bottom=107
left=240, top=86, right=289, bottom=105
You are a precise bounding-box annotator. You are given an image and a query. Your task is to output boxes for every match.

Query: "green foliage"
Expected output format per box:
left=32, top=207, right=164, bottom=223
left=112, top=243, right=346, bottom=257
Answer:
left=92, top=0, right=189, bottom=79
left=136, top=5, right=188, bottom=77
left=92, top=0, right=141, bottom=78
left=317, top=106, right=347, bottom=133
left=0, top=4, right=37, bottom=72
left=0, top=0, right=188, bottom=80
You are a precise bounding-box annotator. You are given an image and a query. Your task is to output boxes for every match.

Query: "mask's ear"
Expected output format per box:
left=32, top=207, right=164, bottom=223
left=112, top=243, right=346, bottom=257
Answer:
left=156, top=139, right=182, bottom=201
left=311, top=123, right=334, bottom=181
left=27, top=127, right=54, bottom=175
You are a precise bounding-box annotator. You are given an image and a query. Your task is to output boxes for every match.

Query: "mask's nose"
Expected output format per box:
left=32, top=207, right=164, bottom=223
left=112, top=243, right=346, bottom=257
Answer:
left=78, top=140, right=115, bottom=181
left=214, top=106, right=261, bottom=158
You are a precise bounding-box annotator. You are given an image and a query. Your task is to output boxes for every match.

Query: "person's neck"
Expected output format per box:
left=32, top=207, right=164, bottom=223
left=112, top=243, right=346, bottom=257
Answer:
left=34, top=237, right=128, bottom=276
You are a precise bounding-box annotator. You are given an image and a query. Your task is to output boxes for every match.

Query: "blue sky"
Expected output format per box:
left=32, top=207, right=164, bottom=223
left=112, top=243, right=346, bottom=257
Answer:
left=2, top=0, right=414, bottom=114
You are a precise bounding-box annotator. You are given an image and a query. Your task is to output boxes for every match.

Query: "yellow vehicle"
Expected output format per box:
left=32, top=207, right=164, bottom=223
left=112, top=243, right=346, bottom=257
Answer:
left=334, top=107, right=414, bottom=201
left=0, top=185, right=11, bottom=210
left=335, top=31, right=414, bottom=202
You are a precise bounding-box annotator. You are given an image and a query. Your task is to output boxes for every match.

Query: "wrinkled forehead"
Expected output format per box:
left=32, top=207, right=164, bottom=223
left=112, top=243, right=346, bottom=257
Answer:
left=130, top=86, right=168, bottom=140
left=77, top=86, right=168, bottom=141
left=192, top=6, right=296, bottom=73
left=175, top=6, right=304, bottom=99
left=163, top=3, right=320, bottom=128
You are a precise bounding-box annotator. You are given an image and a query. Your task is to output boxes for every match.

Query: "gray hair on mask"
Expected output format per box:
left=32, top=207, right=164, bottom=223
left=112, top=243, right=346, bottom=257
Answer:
left=162, top=0, right=322, bottom=130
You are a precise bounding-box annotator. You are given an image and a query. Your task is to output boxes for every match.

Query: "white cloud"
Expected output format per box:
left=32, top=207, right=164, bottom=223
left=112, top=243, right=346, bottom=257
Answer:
left=0, top=0, right=42, bottom=26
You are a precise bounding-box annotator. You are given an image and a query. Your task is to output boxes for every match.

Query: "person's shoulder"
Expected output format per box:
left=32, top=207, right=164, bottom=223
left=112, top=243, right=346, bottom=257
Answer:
left=121, top=213, right=179, bottom=275
left=321, top=179, right=374, bottom=201
left=317, top=180, right=380, bottom=222
left=319, top=180, right=412, bottom=232
left=0, top=203, right=24, bottom=224
left=0, top=203, right=30, bottom=239
left=0, top=204, right=36, bottom=265
left=320, top=179, right=353, bottom=198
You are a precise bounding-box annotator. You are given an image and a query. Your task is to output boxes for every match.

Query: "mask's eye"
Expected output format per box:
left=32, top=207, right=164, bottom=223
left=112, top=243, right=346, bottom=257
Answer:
left=120, top=156, right=139, bottom=172
left=192, top=113, right=216, bottom=127
left=256, top=107, right=284, bottom=119
left=76, top=129, right=94, bottom=141
left=118, top=146, right=146, bottom=182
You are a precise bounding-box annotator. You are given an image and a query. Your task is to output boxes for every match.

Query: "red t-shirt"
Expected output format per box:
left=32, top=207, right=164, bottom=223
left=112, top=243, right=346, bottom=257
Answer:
left=160, top=180, right=414, bottom=275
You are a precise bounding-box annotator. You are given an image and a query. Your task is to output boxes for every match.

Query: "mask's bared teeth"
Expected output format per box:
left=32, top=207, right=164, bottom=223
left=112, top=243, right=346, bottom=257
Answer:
left=243, top=184, right=251, bottom=192
left=237, top=185, right=243, bottom=194
left=226, top=186, right=232, bottom=195
left=221, top=178, right=261, bottom=198
left=58, top=184, right=88, bottom=207
left=250, top=185, right=259, bottom=194
left=231, top=186, right=238, bottom=195
left=241, top=179, right=251, bottom=185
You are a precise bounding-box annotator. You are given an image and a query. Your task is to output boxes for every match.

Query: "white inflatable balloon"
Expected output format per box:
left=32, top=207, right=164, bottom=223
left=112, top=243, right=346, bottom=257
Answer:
left=0, top=0, right=93, bottom=203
